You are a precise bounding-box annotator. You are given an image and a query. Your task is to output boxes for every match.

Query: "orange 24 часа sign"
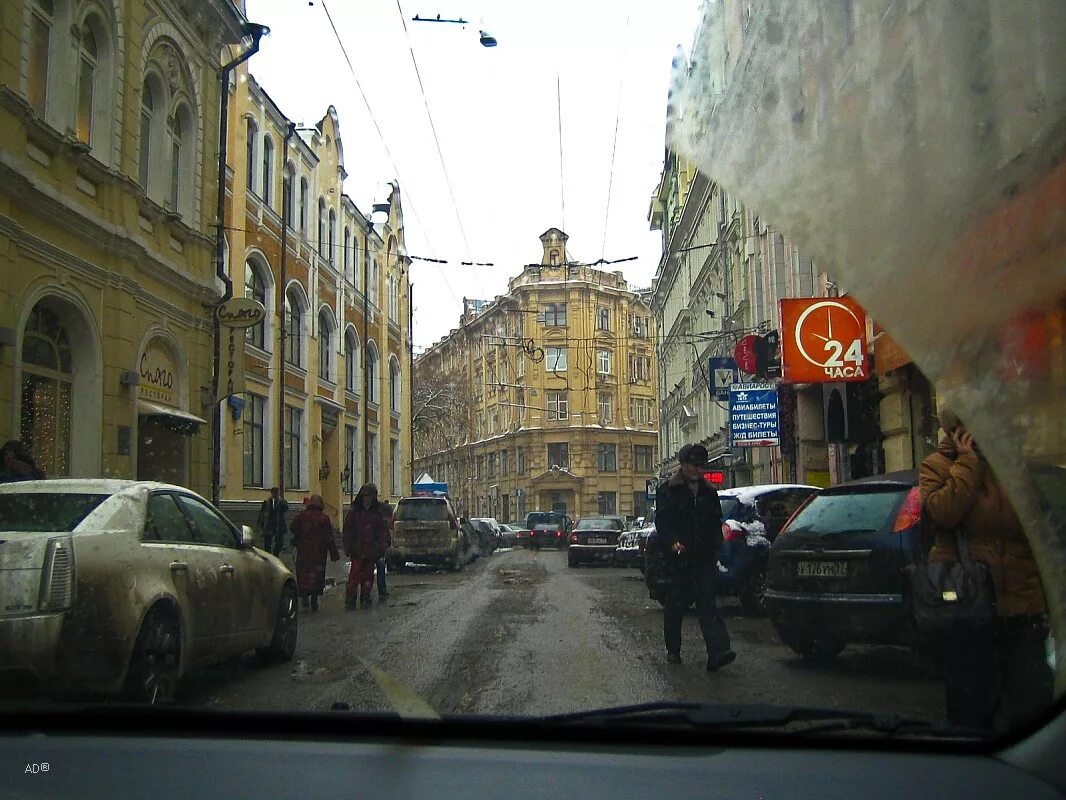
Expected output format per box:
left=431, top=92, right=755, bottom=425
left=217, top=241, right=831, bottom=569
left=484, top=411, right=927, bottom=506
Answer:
left=779, top=298, right=869, bottom=383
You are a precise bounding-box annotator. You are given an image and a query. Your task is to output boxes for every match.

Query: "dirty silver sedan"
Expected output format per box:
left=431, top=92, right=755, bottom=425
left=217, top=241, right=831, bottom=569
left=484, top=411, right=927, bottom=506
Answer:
left=0, top=480, right=297, bottom=703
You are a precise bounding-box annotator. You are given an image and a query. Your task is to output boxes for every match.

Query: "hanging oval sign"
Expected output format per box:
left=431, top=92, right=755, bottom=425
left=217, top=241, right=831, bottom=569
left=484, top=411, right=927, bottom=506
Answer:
left=216, top=297, right=266, bottom=328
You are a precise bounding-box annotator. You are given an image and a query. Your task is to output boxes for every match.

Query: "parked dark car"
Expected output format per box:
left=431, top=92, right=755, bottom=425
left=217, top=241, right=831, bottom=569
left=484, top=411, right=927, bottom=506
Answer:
left=530, top=522, right=567, bottom=550
left=525, top=511, right=573, bottom=534
left=615, top=524, right=654, bottom=568
left=567, top=517, right=627, bottom=567
left=469, top=518, right=498, bottom=556
left=764, top=471, right=921, bottom=662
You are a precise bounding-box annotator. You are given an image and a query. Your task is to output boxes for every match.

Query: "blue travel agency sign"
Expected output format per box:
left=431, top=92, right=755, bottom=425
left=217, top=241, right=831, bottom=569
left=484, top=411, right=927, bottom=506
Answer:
left=729, top=383, right=780, bottom=447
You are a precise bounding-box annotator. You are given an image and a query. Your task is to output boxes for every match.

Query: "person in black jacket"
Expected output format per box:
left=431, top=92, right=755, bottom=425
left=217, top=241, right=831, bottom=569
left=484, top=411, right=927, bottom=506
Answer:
left=653, top=443, right=735, bottom=671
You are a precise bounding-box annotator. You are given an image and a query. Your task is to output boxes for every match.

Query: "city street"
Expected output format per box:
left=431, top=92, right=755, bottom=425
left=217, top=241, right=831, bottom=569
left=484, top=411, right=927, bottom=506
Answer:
left=179, top=548, right=946, bottom=722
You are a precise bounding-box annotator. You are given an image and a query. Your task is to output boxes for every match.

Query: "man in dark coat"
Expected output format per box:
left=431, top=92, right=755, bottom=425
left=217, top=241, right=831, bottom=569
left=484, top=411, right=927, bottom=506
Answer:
left=652, top=443, right=735, bottom=671
left=290, top=494, right=340, bottom=611
left=257, top=487, right=289, bottom=556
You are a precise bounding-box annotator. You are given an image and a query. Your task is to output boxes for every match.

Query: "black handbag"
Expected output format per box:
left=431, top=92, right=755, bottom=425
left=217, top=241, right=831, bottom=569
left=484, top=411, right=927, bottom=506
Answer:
left=907, top=527, right=994, bottom=633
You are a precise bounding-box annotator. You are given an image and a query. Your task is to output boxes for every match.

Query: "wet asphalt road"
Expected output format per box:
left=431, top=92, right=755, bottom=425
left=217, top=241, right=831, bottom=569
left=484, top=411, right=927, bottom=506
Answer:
left=180, top=547, right=946, bottom=722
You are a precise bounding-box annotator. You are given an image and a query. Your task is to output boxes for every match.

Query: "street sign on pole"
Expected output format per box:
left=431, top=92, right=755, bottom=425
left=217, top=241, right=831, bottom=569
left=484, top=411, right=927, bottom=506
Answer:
left=645, top=479, right=658, bottom=501
left=709, top=356, right=739, bottom=401
left=729, top=382, right=780, bottom=447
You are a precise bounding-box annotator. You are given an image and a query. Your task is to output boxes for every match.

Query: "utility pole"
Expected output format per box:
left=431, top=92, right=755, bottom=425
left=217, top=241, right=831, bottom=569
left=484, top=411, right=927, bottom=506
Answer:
left=278, top=122, right=295, bottom=501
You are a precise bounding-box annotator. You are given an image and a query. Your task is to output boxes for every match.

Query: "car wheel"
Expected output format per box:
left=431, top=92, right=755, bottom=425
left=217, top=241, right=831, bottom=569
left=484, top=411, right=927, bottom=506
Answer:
left=124, top=607, right=181, bottom=704
left=257, top=583, right=298, bottom=664
left=790, top=637, right=846, bottom=663
left=739, top=565, right=768, bottom=617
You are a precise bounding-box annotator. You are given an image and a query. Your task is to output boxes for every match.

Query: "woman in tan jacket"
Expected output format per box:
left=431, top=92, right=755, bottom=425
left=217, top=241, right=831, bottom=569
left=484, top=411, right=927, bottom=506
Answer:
left=919, top=409, right=1052, bottom=731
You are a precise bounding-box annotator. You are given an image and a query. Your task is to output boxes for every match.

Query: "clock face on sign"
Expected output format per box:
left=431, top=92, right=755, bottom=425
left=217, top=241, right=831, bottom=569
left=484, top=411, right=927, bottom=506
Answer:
left=780, top=298, right=869, bottom=382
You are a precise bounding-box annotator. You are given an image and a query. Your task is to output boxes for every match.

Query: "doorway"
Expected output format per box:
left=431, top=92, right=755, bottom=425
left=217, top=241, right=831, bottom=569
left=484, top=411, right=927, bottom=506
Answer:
left=137, top=414, right=188, bottom=485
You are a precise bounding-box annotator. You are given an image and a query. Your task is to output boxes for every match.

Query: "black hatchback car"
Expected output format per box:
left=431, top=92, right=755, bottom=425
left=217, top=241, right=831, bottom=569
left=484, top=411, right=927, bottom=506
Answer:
left=764, top=471, right=922, bottom=661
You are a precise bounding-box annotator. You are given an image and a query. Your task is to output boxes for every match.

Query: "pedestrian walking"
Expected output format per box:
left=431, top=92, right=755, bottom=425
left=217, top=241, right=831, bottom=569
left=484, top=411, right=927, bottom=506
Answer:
left=289, top=494, right=339, bottom=612
left=256, top=488, right=289, bottom=556
left=376, top=498, right=395, bottom=601
left=652, top=443, right=735, bottom=671
left=919, top=408, right=1052, bottom=731
left=342, top=484, right=391, bottom=609
left=0, top=440, right=45, bottom=483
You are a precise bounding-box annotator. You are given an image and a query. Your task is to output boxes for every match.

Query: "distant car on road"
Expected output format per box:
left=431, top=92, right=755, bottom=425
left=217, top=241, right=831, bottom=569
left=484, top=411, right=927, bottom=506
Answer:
left=469, top=518, right=499, bottom=556
left=496, top=524, right=521, bottom=548
left=525, top=510, right=573, bottom=534
left=0, top=479, right=297, bottom=704
left=568, top=517, right=627, bottom=567
left=389, top=496, right=469, bottom=571
left=530, top=522, right=567, bottom=550
left=765, top=471, right=921, bottom=662
left=615, top=524, right=654, bottom=568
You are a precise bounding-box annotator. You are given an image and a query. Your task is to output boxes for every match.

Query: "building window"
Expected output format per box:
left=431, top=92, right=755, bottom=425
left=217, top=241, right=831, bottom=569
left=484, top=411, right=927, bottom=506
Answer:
left=366, top=341, right=379, bottom=403
left=75, top=24, right=98, bottom=145
left=343, top=424, right=358, bottom=494
left=299, top=178, right=308, bottom=234
left=344, top=329, right=359, bottom=392
left=389, top=356, right=401, bottom=413
left=475, top=455, right=483, bottom=480
left=546, top=390, right=568, bottom=420
left=262, top=136, right=274, bottom=207
left=388, top=276, right=399, bottom=322
left=284, top=288, right=304, bottom=367
left=284, top=406, right=303, bottom=489
left=634, top=445, right=654, bottom=474
left=390, top=438, right=400, bottom=497
left=516, top=352, right=525, bottom=378
left=367, top=431, right=378, bottom=484
left=597, top=491, right=618, bottom=516
left=369, top=256, right=379, bottom=307
left=547, top=442, right=569, bottom=470
left=28, top=0, right=53, bottom=114
left=283, top=165, right=295, bottom=228
left=328, top=209, right=337, bottom=265
left=364, top=244, right=373, bottom=296
left=138, top=79, right=157, bottom=190
left=597, top=349, right=612, bottom=375
left=245, top=260, right=268, bottom=350
left=317, top=198, right=326, bottom=257
left=597, top=307, right=610, bottom=331
left=318, top=310, right=334, bottom=382
left=598, top=393, right=613, bottom=423
left=20, top=303, right=72, bottom=477
left=549, top=250, right=559, bottom=266
left=343, top=227, right=351, bottom=281
left=546, top=346, right=567, bottom=373
left=243, top=394, right=265, bottom=487
left=246, top=119, right=258, bottom=195
left=629, top=354, right=651, bottom=382
left=516, top=448, right=526, bottom=474
left=500, top=450, right=509, bottom=477
left=543, top=303, right=566, bottom=327
left=487, top=452, right=497, bottom=478
left=632, top=315, right=650, bottom=339
left=597, top=443, right=617, bottom=472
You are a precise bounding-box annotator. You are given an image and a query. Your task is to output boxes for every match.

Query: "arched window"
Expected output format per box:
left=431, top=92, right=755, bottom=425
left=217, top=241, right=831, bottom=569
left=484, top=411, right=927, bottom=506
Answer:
left=20, top=303, right=73, bottom=477
left=317, top=198, right=327, bottom=257
left=246, top=119, right=258, bottom=195
left=75, top=24, right=98, bottom=145
left=343, top=226, right=351, bottom=282
left=262, top=136, right=274, bottom=207
left=138, top=77, right=158, bottom=190
left=365, top=340, right=379, bottom=404
left=170, top=104, right=193, bottom=217
left=344, top=328, right=359, bottom=392
left=328, top=209, right=337, bottom=265
left=245, top=259, right=269, bottom=350
left=299, top=177, right=309, bottom=235
left=283, top=164, right=295, bottom=228
left=27, top=0, right=54, bottom=115
left=284, top=287, right=305, bottom=368
left=389, top=356, right=401, bottom=413
left=318, top=309, right=335, bottom=382
left=369, top=256, right=379, bottom=307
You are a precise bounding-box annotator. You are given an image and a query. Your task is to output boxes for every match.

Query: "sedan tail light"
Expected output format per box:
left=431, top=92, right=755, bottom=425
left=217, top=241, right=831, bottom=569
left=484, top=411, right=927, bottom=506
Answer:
left=892, top=487, right=922, bottom=533
left=569, top=533, right=579, bottom=543
left=39, top=537, right=75, bottom=612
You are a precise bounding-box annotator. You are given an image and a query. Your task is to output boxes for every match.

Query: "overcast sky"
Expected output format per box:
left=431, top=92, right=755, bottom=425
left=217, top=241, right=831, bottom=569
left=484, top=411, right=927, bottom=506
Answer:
left=244, top=0, right=702, bottom=349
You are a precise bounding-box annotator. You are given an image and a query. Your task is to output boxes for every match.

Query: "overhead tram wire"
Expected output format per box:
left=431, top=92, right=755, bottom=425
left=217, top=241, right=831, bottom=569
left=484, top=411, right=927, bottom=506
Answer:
left=319, top=0, right=460, bottom=306
left=556, top=71, right=567, bottom=234
left=600, top=9, right=631, bottom=261
left=392, top=0, right=489, bottom=301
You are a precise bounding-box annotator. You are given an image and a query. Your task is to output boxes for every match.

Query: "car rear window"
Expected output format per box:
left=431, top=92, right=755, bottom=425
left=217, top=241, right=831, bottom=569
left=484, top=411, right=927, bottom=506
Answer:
left=575, top=518, right=618, bottom=530
left=784, top=488, right=909, bottom=536
left=396, top=499, right=450, bottom=521
left=0, top=493, right=110, bottom=532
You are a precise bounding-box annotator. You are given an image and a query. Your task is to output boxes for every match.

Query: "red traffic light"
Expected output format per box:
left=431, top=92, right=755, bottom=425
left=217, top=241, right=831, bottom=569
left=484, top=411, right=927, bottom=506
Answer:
left=703, top=471, right=725, bottom=485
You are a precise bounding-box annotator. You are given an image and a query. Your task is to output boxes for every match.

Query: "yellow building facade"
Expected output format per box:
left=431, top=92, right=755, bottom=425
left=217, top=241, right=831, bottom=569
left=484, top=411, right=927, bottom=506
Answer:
left=0, top=0, right=246, bottom=491
left=415, top=229, right=659, bottom=522
left=219, top=63, right=412, bottom=528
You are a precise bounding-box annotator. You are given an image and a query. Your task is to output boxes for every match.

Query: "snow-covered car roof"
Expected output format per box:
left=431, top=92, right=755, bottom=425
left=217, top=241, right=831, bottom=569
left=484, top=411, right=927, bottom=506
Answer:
left=717, top=484, right=819, bottom=506
left=0, top=479, right=200, bottom=497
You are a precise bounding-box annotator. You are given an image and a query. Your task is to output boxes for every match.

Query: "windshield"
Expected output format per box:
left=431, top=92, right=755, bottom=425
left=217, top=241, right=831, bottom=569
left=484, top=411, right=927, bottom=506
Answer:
left=4, top=0, right=1063, bottom=746
left=0, top=494, right=109, bottom=533
left=396, top=499, right=451, bottom=522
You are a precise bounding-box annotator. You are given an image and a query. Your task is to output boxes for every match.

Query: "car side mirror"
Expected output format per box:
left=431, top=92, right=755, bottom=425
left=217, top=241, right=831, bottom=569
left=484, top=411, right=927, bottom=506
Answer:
left=240, top=525, right=255, bottom=548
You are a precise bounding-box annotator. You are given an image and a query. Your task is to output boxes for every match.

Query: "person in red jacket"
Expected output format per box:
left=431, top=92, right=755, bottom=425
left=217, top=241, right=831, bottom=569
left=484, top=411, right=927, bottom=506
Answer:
left=343, top=484, right=391, bottom=609
left=289, top=494, right=339, bottom=612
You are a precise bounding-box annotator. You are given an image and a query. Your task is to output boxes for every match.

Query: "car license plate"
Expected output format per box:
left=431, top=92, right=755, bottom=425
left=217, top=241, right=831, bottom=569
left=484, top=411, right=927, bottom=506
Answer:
left=587, top=537, right=608, bottom=545
left=797, top=561, right=849, bottom=578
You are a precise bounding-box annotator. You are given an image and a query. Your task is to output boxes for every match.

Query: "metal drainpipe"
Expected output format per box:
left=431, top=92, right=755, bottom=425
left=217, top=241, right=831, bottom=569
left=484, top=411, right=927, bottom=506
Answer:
left=363, top=225, right=370, bottom=485
left=278, top=122, right=296, bottom=499
left=408, top=278, right=414, bottom=493
left=212, top=24, right=267, bottom=507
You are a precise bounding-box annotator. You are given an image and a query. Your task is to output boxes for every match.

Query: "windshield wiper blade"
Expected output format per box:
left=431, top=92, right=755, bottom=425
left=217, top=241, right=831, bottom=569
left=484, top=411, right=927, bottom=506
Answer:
left=539, top=702, right=989, bottom=738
